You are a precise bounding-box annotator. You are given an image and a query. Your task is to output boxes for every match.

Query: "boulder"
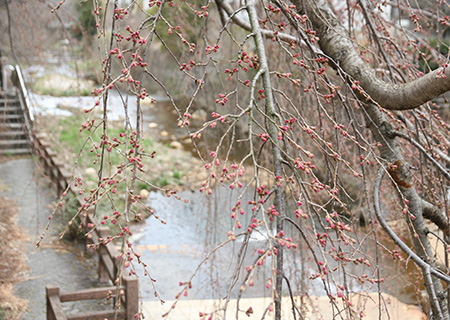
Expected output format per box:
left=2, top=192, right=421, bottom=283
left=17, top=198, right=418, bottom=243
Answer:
left=169, top=141, right=183, bottom=149
left=85, top=167, right=97, bottom=176
left=140, top=189, right=150, bottom=199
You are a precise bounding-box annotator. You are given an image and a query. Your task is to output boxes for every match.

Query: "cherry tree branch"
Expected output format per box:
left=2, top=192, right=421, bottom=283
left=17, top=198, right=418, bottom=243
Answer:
left=246, top=1, right=287, bottom=318
left=393, top=131, right=450, bottom=182
left=373, top=168, right=450, bottom=318
left=294, top=0, right=450, bottom=110
left=373, top=168, right=450, bottom=283
left=216, top=0, right=298, bottom=43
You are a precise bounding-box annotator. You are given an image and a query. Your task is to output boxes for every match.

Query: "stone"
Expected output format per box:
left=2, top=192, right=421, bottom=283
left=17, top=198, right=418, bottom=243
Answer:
left=169, top=141, right=183, bottom=149
left=148, top=122, right=158, bottom=129
left=85, top=167, right=97, bottom=176
left=191, top=109, right=207, bottom=121
left=160, top=130, right=169, bottom=137
left=140, top=189, right=150, bottom=199
left=182, top=138, right=192, bottom=144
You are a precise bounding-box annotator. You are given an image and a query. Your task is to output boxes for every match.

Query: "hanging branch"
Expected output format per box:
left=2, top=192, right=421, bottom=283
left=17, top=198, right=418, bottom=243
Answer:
left=246, top=1, right=286, bottom=319
left=373, top=167, right=450, bottom=317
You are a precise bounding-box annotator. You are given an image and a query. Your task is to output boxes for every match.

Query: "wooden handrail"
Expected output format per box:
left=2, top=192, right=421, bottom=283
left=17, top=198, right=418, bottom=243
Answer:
left=60, top=286, right=123, bottom=302
left=13, top=64, right=34, bottom=144
left=46, top=277, right=138, bottom=320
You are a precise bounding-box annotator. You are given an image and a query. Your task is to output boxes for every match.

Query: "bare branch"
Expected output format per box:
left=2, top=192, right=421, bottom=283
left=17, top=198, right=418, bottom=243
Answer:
left=373, top=168, right=450, bottom=283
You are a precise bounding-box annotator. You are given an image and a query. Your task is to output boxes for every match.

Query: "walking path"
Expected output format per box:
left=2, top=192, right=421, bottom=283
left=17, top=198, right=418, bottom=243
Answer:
left=0, top=157, right=105, bottom=319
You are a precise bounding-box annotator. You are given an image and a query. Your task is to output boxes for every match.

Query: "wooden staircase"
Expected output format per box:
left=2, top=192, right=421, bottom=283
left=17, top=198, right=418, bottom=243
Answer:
left=0, top=91, right=32, bottom=155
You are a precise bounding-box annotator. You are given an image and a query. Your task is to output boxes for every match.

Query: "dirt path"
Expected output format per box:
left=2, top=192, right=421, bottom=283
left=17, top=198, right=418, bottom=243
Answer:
left=0, top=158, right=106, bottom=319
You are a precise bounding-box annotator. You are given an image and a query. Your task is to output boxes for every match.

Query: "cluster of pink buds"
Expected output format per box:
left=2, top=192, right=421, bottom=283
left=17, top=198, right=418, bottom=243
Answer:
left=190, top=4, right=209, bottom=18
left=265, top=205, right=279, bottom=222
left=237, top=51, right=259, bottom=72
left=224, top=67, right=238, bottom=81
left=114, top=8, right=128, bottom=19
left=266, top=4, right=281, bottom=13
left=148, top=0, right=163, bottom=8
left=179, top=60, right=196, bottom=71
left=215, top=93, right=228, bottom=105
left=259, top=133, right=269, bottom=142
left=125, top=25, right=146, bottom=44
left=205, top=44, right=219, bottom=54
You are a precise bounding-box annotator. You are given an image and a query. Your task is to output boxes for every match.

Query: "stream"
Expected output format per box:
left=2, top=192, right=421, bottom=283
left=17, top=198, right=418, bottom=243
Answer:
left=28, top=85, right=419, bottom=307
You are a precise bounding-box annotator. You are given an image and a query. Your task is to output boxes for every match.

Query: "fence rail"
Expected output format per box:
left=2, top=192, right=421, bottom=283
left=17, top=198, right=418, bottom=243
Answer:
left=32, top=133, right=71, bottom=197
left=33, top=133, right=139, bottom=320
left=46, top=276, right=138, bottom=320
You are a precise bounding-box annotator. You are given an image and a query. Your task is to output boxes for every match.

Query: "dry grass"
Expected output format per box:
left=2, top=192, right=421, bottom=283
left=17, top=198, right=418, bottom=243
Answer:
left=0, top=198, right=28, bottom=320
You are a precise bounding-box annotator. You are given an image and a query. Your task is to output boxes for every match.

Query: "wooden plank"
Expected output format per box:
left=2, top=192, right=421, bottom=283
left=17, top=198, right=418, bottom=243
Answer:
left=46, top=285, right=67, bottom=320
left=60, top=168, right=71, bottom=182
left=0, top=139, right=30, bottom=145
left=105, top=242, right=119, bottom=260
left=48, top=296, right=68, bottom=320
left=100, top=252, right=116, bottom=282
left=0, top=130, right=26, bottom=136
left=0, top=148, right=31, bottom=155
left=123, top=277, right=139, bottom=320
left=66, top=309, right=125, bottom=320
left=0, top=122, right=23, bottom=129
left=60, top=286, right=123, bottom=302
left=88, top=229, right=99, bottom=245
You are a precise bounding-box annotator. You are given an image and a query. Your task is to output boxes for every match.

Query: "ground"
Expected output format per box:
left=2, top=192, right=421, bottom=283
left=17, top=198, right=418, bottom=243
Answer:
left=0, top=157, right=108, bottom=320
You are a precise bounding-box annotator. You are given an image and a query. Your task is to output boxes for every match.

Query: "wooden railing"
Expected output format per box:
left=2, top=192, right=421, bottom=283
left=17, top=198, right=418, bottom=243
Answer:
left=32, top=133, right=139, bottom=319
left=10, top=64, right=140, bottom=320
left=46, top=276, right=138, bottom=320
left=31, top=133, right=125, bottom=283
left=32, top=133, right=71, bottom=197
left=13, top=64, right=34, bottom=144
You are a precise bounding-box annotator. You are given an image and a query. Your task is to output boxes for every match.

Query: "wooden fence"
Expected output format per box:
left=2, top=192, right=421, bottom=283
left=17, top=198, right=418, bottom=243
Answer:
left=32, top=132, right=71, bottom=197
left=33, top=132, right=139, bottom=320
left=12, top=65, right=140, bottom=320
left=46, top=276, right=138, bottom=320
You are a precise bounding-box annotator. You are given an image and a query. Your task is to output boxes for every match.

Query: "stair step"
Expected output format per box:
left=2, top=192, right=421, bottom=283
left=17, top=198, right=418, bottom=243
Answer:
left=0, top=99, right=20, bottom=107
left=0, top=122, right=24, bottom=128
left=0, top=97, right=20, bottom=103
left=0, top=131, right=27, bottom=138
left=0, top=93, right=18, bottom=99
left=0, top=114, right=24, bottom=122
left=0, top=148, right=31, bottom=155
left=0, top=106, right=22, bottom=113
left=0, top=139, right=30, bottom=146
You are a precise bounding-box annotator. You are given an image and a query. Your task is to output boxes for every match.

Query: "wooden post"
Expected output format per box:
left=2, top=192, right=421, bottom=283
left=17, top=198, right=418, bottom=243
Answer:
left=123, top=276, right=139, bottom=320
left=46, top=285, right=67, bottom=320
left=54, top=160, right=64, bottom=196
left=97, top=226, right=111, bottom=283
